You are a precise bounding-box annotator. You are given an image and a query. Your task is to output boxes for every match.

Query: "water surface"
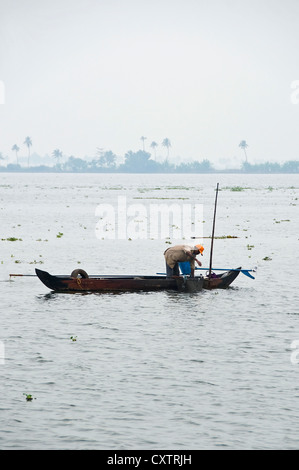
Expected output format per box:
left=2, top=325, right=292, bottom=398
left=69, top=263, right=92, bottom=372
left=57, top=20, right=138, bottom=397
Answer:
left=0, top=173, right=298, bottom=449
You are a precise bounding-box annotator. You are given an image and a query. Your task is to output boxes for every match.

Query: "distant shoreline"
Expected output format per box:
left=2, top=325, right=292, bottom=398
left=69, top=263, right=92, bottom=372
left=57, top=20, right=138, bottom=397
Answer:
left=2, top=149, right=298, bottom=173
left=0, top=168, right=298, bottom=174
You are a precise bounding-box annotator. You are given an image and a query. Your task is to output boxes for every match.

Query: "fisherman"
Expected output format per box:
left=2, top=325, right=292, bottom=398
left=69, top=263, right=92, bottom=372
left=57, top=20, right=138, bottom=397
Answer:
left=164, top=244, right=204, bottom=278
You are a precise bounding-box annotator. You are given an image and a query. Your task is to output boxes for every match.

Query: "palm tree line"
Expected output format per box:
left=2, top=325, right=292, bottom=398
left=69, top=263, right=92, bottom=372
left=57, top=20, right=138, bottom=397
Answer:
left=141, top=136, right=172, bottom=160
left=7, top=135, right=173, bottom=167
left=6, top=136, right=250, bottom=168
left=10, top=137, right=32, bottom=167
left=9, top=137, right=64, bottom=168
left=2, top=134, right=299, bottom=172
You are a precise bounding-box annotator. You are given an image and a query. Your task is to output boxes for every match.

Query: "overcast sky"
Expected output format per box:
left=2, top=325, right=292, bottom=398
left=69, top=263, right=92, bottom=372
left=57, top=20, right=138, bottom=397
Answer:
left=0, top=0, right=299, bottom=167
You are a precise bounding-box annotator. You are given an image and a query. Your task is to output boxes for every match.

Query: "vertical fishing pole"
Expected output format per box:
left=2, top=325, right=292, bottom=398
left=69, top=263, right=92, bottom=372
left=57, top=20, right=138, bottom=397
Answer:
left=208, top=183, right=219, bottom=279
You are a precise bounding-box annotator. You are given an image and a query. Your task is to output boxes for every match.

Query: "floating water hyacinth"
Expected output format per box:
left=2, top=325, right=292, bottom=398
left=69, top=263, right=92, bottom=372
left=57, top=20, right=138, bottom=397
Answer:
left=1, top=237, right=22, bottom=241
left=222, top=186, right=250, bottom=191
left=215, top=235, right=238, bottom=239
left=23, top=393, right=35, bottom=401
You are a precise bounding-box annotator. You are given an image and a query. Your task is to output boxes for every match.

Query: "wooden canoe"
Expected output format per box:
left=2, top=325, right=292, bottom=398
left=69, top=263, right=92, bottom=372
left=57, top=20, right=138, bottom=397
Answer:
left=35, top=269, right=204, bottom=293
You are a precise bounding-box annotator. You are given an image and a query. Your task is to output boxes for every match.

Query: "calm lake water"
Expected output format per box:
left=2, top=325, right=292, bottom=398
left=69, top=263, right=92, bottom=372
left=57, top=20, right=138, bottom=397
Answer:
left=0, top=172, right=299, bottom=450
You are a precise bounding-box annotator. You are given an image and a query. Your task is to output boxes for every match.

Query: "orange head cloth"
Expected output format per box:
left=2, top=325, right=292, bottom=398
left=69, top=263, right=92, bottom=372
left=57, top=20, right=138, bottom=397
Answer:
left=195, top=244, right=204, bottom=255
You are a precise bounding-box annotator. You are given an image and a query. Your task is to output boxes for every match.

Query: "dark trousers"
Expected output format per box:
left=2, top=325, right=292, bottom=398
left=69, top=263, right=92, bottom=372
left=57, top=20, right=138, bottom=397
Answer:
left=166, top=262, right=180, bottom=278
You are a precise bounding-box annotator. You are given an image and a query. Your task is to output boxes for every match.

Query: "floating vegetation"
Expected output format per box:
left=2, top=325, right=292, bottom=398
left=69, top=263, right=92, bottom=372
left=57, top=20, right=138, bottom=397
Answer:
left=70, top=336, right=77, bottom=342
left=133, top=197, right=189, bottom=200
left=193, top=235, right=238, bottom=239
left=29, top=260, right=44, bottom=265
left=23, top=393, right=35, bottom=402
left=165, top=186, right=197, bottom=190
left=263, top=256, right=272, bottom=261
left=1, top=237, right=23, bottom=241
left=100, top=186, right=124, bottom=191
left=222, top=186, right=249, bottom=191
left=247, top=244, right=255, bottom=250
left=56, top=232, right=64, bottom=238
left=137, top=186, right=195, bottom=192
left=214, top=235, right=238, bottom=239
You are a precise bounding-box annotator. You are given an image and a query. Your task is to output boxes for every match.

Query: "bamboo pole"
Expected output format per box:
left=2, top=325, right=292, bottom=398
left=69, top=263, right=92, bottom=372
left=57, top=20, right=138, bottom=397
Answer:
left=9, top=274, right=36, bottom=277
left=208, top=183, right=219, bottom=280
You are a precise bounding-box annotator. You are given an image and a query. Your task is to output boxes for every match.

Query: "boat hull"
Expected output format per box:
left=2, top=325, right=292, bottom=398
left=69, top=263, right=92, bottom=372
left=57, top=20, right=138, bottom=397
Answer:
left=35, top=269, right=204, bottom=293
left=203, top=268, right=241, bottom=289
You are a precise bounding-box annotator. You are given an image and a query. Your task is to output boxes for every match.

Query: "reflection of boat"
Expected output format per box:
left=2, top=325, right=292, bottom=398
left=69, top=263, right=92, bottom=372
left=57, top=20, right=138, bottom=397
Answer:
left=35, top=269, right=204, bottom=293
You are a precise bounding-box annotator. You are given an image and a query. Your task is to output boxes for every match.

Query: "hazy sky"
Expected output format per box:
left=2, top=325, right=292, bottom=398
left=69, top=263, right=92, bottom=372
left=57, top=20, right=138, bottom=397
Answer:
left=1, top=0, right=299, bottom=167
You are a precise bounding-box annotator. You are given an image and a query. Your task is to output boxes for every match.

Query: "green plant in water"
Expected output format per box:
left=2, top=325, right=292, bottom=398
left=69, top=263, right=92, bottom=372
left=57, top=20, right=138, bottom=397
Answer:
left=214, top=235, right=238, bottom=239
left=70, top=336, right=77, bottom=341
left=23, top=393, right=35, bottom=401
left=56, top=232, right=63, bottom=238
left=247, top=244, right=255, bottom=250
left=1, top=237, right=22, bottom=241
